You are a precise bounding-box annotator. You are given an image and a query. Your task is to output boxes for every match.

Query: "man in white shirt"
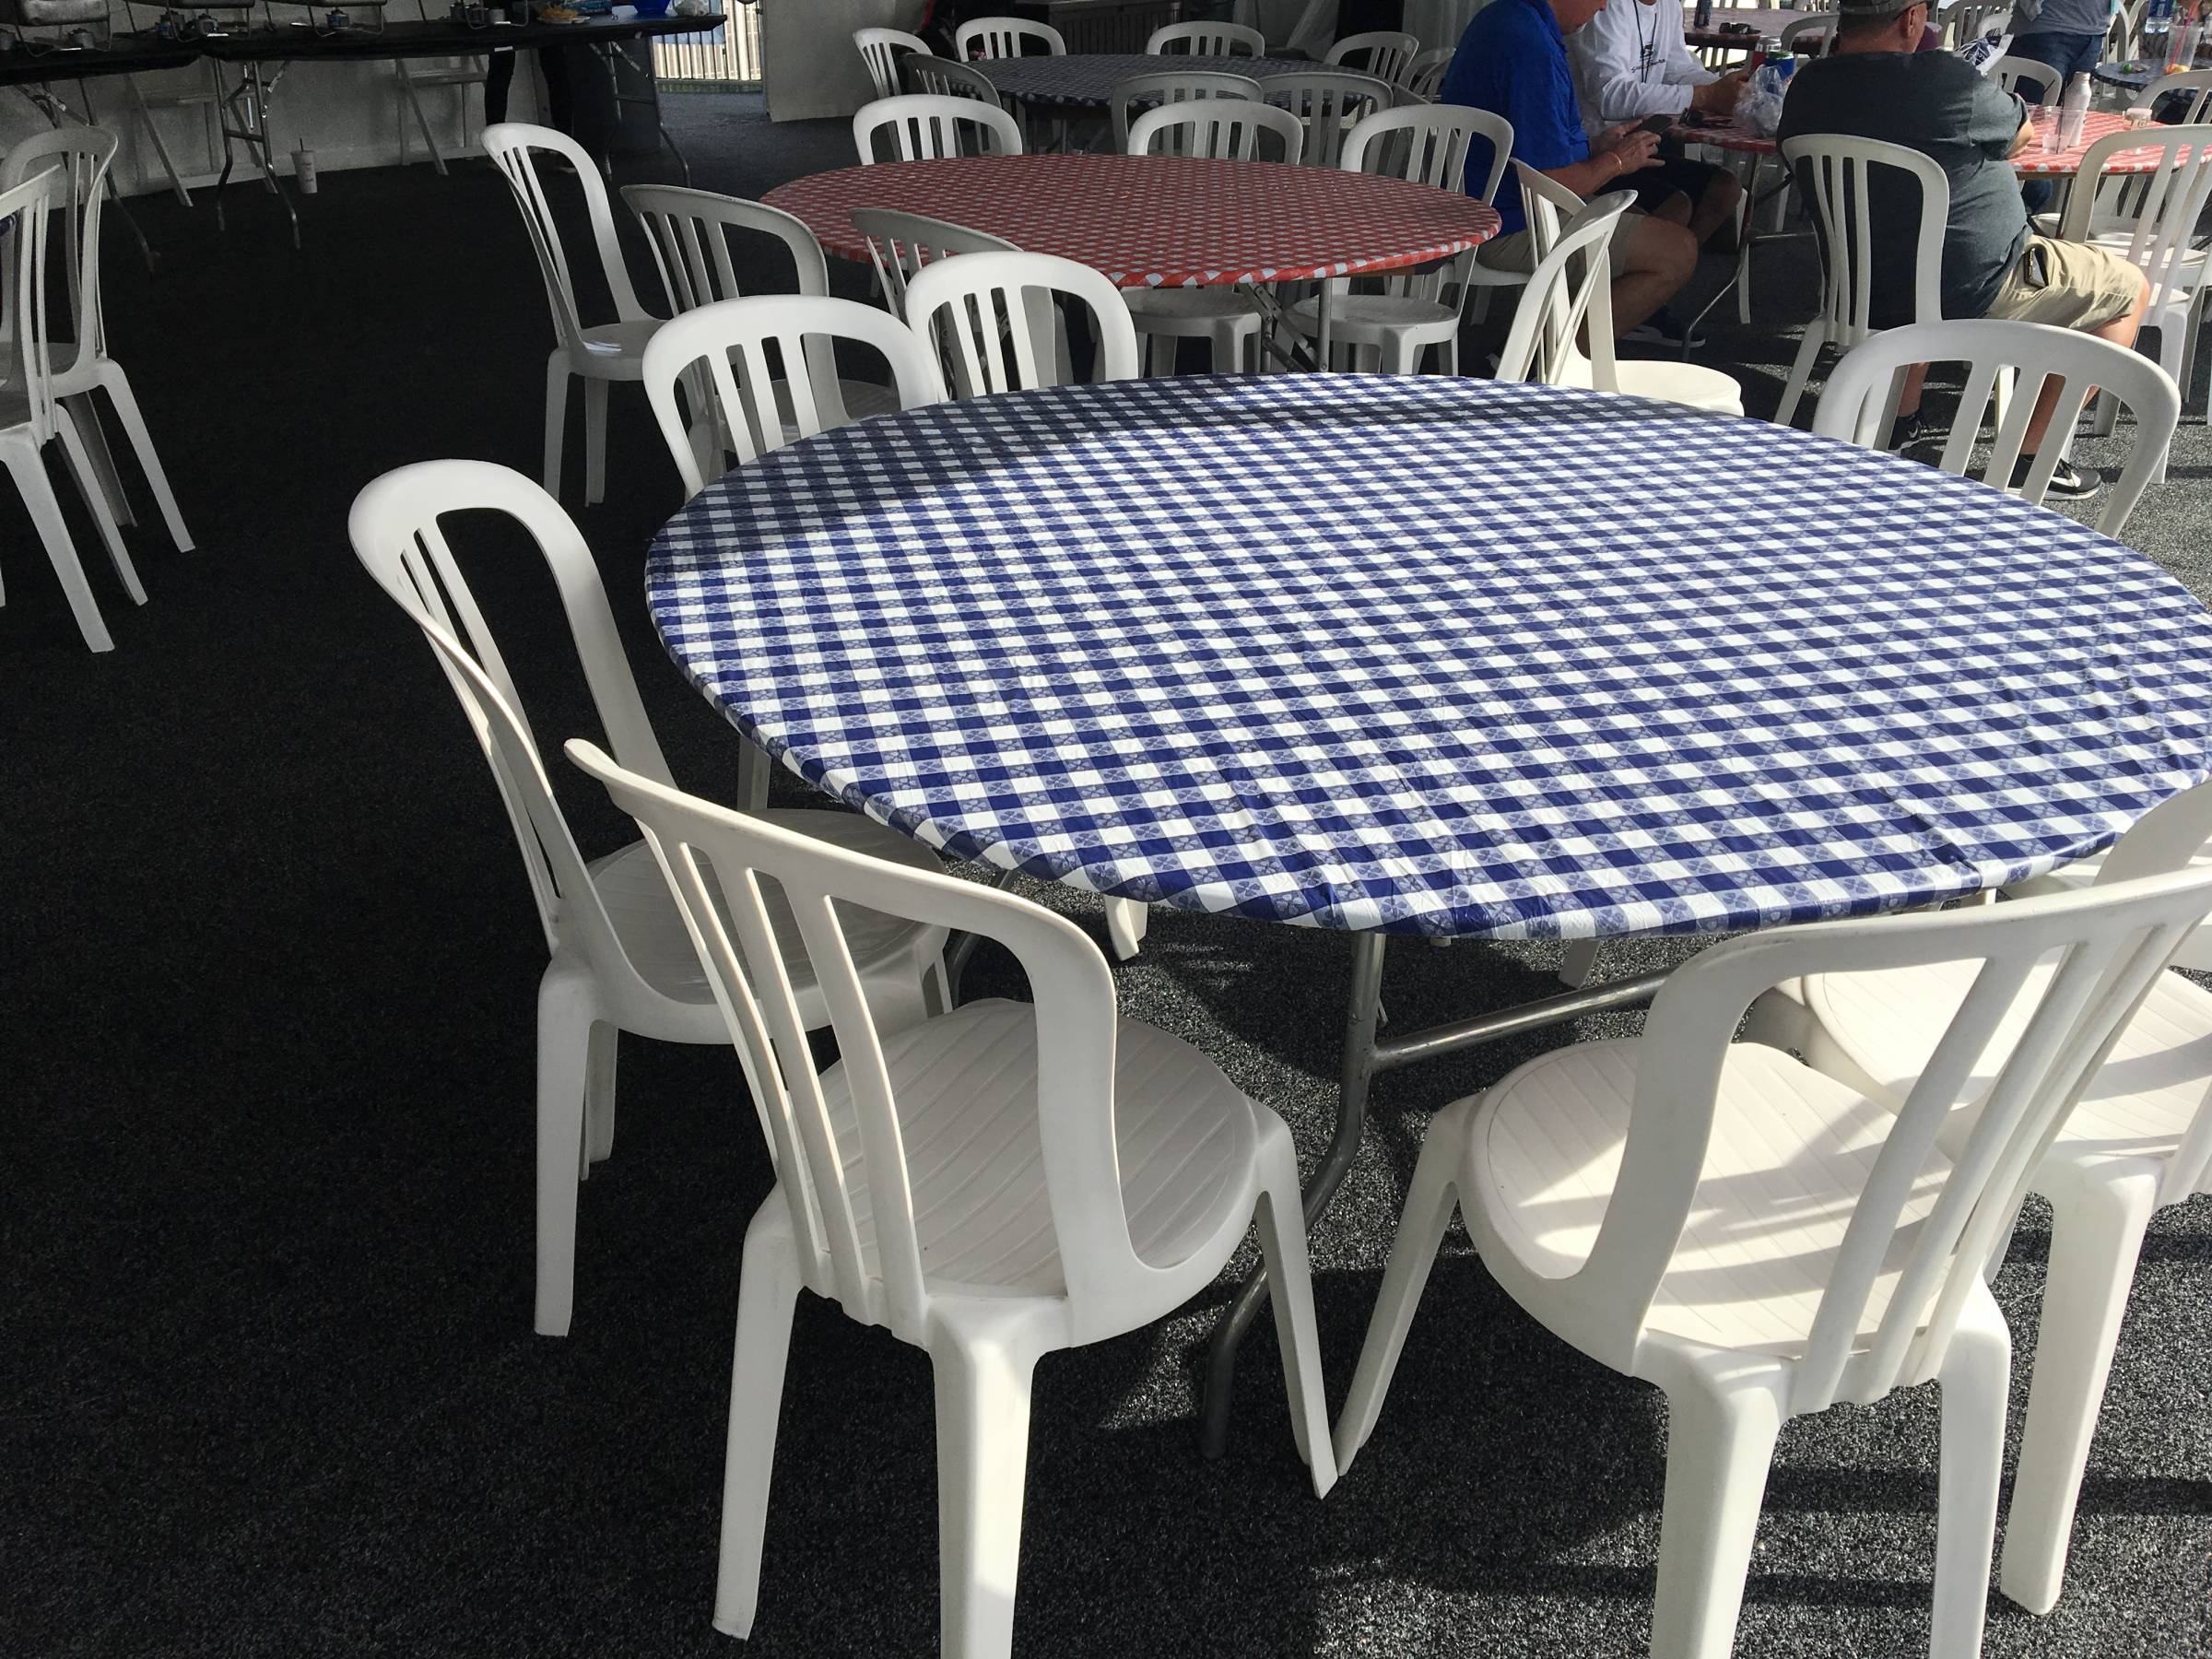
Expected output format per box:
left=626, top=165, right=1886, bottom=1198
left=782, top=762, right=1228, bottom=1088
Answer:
left=1568, top=0, right=1746, bottom=246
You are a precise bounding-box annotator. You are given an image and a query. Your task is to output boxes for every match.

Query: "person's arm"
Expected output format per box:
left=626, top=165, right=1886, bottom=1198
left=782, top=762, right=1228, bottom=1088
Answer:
left=1967, top=72, right=2031, bottom=155
left=1571, top=6, right=1698, bottom=125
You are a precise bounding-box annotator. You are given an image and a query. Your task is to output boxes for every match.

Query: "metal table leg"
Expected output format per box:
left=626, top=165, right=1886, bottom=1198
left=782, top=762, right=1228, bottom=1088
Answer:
left=213, top=59, right=300, bottom=247
left=593, top=40, right=688, bottom=184
left=1197, top=937, right=1674, bottom=1458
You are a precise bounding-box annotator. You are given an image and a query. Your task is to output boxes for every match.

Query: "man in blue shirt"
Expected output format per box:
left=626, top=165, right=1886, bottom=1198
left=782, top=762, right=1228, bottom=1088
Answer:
left=1441, top=0, right=1703, bottom=343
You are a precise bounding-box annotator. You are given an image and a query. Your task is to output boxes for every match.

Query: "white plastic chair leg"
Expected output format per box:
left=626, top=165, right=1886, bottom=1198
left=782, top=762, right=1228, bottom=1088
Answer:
left=583, top=1019, right=618, bottom=1166
left=1253, top=1114, right=1338, bottom=1496
left=1558, top=937, right=1600, bottom=988
left=65, top=393, right=135, bottom=528
left=53, top=405, right=144, bottom=606
left=584, top=377, right=609, bottom=506
left=95, top=362, right=194, bottom=551
left=2, top=432, right=112, bottom=651
left=1647, top=1366, right=1786, bottom=1659
left=1105, top=898, right=1148, bottom=960
left=712, top=1207, right=804, bottom=1639
left=1775, top=323, right=1826, bottom=428
left=1332, top=1094, right=1474, bottom=1471
left=1932, top=1288, right=2011, bottom=1656
left=534, top=959, right=594, bottom=1336
left=1997, top=1171, right=2159, bottom=1615
left=543, top=355, right=569, bottom=499
left=735, top=738, right=771, bottom=813
left=930, top=1312, right=1049, bottom=1659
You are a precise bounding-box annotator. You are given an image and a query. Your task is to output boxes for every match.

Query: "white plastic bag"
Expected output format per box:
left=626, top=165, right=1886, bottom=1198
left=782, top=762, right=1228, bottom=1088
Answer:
left=1735, top=58, right=1796, bottom=138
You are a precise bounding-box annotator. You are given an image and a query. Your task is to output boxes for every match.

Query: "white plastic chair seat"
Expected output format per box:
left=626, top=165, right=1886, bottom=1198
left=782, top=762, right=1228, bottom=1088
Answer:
left=1282, top=290, right=1459, bottom=337
left=576, top=317, right=663, bottom=373
left=817, top=997, right=1257, bottom=1294
left=1787, top=956, right=2212, bottom=1166
left=1123, top=288, right=1258, bottom=322
left=1474, top=1037, right=1946, bottom=1355
left=836, top=379, right=903, bottom=421
left=589, top=807, right=949, bottom=1009
left=1606, top=359, right=1746, bottom=415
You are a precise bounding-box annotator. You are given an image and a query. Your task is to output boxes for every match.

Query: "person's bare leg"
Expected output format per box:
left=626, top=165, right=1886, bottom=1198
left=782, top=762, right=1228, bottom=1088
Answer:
left=1611, top=217, right=1698, bottom=337
left=2023, top=273, right=2149, bottom=453
left=1897, top=363, right=1929, bottom=420
left=1689, top=171, right=1742, bottom=244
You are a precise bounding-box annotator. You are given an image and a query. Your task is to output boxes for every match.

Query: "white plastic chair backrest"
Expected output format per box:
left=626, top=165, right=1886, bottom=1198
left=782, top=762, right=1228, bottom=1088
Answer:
left=568, top=739, right=1147, bottom=1345
left=2109, top=0, right=2145, bottom=60
left=900, top=52, right=1004, bottom=102
left=1126, top=97, right=1304, bottom=160
left=482, top=123, right=651, bottom=357
left=620, top=185, right=828, bottom=314
left=1780, top=133, right=1947, bottom=349
left=1259, top=68, right=1395, bottom=164
left=1810, top=319, right=2179, bottom=535
left=0, top=127, right=114, bottom=381
left=640, top=294, right=947, bottom=498
left=1494, top=184, right=1633, bottom=386
left=2145, top=68, right=2212, bottom=124
left=1575, top=865, right=2212, bottom=1411
left=0, top=172, right=57, bottom=444
left=850, top=206, right=1018, bottom=318
left=1403, top=45, right=1456, bottom=99
left=1325, top=28, right=1420, bottom=82
left=1989, top=54, right=2060, bottom=100
left=347, top=459, right=673, bottom=975
left=1939, top=0, right=2011, bottom=46
left=1108, top=68, right=1263, bottom=152
left=853, top=93, right=1023, bottom=163
left=1343, top=102, right=1508, bottom=198
left=1779, top=14, right=1832, bottom=53
left=1147, top=18, right=1265, bottom=53
left=854, top=25, right=927, bottom=100
left=2057, top=124, right=2212, bottom=328
left=955, top=14, right=1065, bottom=56
left=905, top=248, right=1140, bottom=394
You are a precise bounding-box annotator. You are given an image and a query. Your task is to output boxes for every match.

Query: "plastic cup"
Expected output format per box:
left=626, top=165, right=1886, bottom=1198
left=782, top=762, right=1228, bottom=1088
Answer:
left=2126, top=103, right=2155, bottom=127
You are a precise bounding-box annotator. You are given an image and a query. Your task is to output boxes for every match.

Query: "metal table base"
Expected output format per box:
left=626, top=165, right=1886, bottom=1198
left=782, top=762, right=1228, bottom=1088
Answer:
left=1196, top=932, right=1672, bottom=1458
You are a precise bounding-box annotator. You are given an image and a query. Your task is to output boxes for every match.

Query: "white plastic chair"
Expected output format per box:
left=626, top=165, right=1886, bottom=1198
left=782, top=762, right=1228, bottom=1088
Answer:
left=1742, top=783, right=2212, bottom=1618
left=854, top=25, right=928, bottom=100
left=1335, top=864, right=2212, bottom=1659
left=1280, top=104, right=1507, bottom=372
left=347, top=459, right=950, bottom=1337
left=852, top=206, right=1018, bottom=316
left=1988, top=54, right=2061, bottom=100
left=1811, top=320, right=2179, bottom=536
left=1776, top=134, right=1948, bottom=427
left=1509, top=164, right=1747, bottom=414
left=2142, top=67, right=2212, bottom=124
left=1147, top=18, right=1266, bottom=54
left=565, top=738, right=1336, bottom=1659
left=1107, top=67, right=1264, bottom=154
left=0, top=170, right=139, bottom=653
left=1326, top=29, right=1421, bottom=83
left=1259, top=68, right=1396, bottom=166
left=482, top=123, right=658, bottom=507
left=904, top=247, right=1139, bottom=394
left=955, top=14, right=1066, bottom=57
left=641, top=294, right=947, bottom=499
left=0, top=130, right=192, bottom=564
left=1401, top=45, right=1456, bottom=100
left=1779, top=14, right=1833, bottom=53
left=1118, top=102, right=1300, bottom=377
left=853, top=93, right=1025, bottom=163
left=2108, top=0, right=2147, bottom=62
left=900, top=52, right=1007, bottom=104
left=2053, top=124, right=2212, bottom=440
left=1938, top=0, right=2013, bottom=49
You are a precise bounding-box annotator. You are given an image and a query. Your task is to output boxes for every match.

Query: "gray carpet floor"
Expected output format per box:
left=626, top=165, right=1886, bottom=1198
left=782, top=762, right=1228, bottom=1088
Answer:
left=3, top=87, right=2208, bottom=1659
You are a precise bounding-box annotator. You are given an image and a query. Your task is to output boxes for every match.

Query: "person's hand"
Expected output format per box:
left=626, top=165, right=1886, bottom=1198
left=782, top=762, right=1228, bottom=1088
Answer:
left=1596, top=126, right=1664, bottom=171
left=1691, top=73, right=1747, bottom=116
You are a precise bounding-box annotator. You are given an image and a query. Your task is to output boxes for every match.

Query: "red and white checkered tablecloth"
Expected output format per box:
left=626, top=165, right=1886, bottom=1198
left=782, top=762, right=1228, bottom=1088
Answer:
left=1677, top=110, right=2180, bottom=175
left=762, top=155, right=1503, bottom=289
left=976, top=52, right=1318, bottom=109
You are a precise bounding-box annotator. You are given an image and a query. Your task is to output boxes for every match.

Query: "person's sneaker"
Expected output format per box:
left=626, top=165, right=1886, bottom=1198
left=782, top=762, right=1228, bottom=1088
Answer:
left=2009, top=454, right=2103, bottom=500
left=1621, top=306, right=1706, bottom=348
left=1887, top=408, right=1935, bottom=453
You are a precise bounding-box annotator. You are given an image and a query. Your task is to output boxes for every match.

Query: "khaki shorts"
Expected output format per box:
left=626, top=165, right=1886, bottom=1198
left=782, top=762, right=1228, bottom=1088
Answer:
left=1982, top=235, right=2146, bottom=331
left=1477, top=208, right=1648, bottom=275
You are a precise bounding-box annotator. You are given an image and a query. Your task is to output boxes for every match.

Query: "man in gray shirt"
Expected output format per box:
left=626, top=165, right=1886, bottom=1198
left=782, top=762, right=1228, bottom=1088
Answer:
left=1778, top=0, right=2147, bottom=496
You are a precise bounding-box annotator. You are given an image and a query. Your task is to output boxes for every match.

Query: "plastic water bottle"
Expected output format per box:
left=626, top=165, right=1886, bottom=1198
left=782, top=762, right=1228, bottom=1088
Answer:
left=1693, top=0, right=1712, bottom=28
left=2059, top=73, right=2090, bottom=147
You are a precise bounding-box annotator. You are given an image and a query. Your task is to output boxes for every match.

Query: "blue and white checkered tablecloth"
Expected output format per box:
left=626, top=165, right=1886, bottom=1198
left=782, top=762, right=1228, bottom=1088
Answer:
left=647, top=374, right=2212, bottom=941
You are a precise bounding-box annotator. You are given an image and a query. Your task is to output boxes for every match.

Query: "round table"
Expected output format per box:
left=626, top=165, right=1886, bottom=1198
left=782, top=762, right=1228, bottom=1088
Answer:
left=974, top=50, right=1317, bottom=109
left=1678, top=109, right=2181, bottom=175
left=1683, top=8, right=1807, bottom=49
left=647, top=373, right=2212, bottom=943
left=762, top=155, right=1501, bottom=290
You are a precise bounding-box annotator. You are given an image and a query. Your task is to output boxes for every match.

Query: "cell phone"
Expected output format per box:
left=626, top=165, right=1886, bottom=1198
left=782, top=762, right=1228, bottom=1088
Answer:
left=1638, top=112, right=1675, bottom=136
